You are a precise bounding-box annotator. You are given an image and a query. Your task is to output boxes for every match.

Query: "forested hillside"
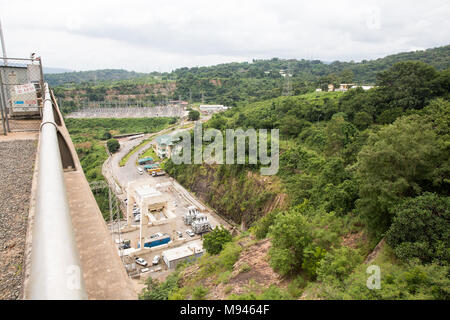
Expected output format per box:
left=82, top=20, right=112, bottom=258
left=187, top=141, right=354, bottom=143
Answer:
left=152, top=60, right=450, bottom=300
left=53, top=45, right=450, bottom=110
left=46, top=69, right=149, bottom=86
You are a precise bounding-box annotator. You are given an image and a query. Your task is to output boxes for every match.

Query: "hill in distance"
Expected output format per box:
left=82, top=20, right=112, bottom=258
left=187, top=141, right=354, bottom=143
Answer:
left=46, top=45, right=450, bottom=87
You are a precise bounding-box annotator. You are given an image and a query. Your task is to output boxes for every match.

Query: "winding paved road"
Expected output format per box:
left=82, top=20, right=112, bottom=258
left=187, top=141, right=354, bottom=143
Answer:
left=108, top=121, right=195, bottom=191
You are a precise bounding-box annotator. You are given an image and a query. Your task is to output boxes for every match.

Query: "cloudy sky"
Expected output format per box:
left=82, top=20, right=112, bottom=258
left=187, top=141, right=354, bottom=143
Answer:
left=0, top=0, right=449, bottom=72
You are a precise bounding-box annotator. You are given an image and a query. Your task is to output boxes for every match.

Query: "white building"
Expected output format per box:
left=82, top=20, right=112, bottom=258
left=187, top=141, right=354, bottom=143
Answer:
left=162, top=241, right=204, bottom=269
left=154, top=134, right=175, bottom=159
left=199, top=104, right=229, bottom=113
left=335, top=83, right=356, bottom=92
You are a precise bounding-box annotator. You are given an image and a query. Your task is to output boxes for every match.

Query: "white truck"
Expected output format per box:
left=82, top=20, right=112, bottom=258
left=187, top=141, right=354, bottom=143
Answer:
left=151, top=170, right=165, bottom=177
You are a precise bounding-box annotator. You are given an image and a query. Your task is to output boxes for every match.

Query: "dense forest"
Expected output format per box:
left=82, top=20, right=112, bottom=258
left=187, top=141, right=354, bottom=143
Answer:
left=155, top=60, right=450, bottom=300
left=53, top=45, right=450, bottom=112
left=46, top=69, right=150, bottom=86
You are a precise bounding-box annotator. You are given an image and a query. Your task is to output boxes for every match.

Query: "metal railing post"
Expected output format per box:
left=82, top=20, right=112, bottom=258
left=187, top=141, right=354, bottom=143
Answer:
left=27, top=83, right=87, bottom=300
left=0, top=72, right=10, bottom=132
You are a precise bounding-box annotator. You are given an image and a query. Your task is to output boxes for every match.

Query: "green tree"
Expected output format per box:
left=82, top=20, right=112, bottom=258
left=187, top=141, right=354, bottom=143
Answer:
left=353, top=111, right=373, bottom=129
left=102, top=131, right=112, bottom=140
left=268, top=203, right=313, bottom=276
left=356, top=113, right=446, bottom=237
left=203, top=226, right=233, bottom=255
left=385, top=193, right=450, bottom=264
left=325, top=113, right=357, bottom=156
left=376, top=61, right=439, bottom=112
left=106, top=138, right=120, bottom=153
left=188, top=109, right=200, bottom=121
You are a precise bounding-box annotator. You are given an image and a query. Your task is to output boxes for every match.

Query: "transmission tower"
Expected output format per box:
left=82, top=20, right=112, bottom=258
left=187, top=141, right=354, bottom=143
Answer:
left=282, top=62, right=293, bottom=96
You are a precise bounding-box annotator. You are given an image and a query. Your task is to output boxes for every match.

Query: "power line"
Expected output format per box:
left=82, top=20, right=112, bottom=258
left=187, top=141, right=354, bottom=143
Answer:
left=282, top=62, right=293, bottom=96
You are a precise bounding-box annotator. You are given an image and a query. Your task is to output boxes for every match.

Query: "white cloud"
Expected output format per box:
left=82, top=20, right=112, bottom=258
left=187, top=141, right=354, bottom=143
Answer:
left=0, top=0, right=448, bottom=72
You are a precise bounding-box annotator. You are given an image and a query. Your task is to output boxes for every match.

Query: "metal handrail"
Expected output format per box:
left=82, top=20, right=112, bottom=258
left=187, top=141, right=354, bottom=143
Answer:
left=27, top=83, right=87, bottom=300
left=0, top=56, right=40, bottom=61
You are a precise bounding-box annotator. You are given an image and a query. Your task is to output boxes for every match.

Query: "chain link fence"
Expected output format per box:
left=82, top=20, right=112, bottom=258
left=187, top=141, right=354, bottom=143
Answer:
left=0, top=57, right=44, bottom=134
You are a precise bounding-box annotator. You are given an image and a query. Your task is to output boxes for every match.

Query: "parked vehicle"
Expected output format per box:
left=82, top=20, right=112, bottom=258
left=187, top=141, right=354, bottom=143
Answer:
left=138, top=157, right=154, bottom=166
left=141, top=234, right=171, bottom=248
left=186, top=229, right=195, bottom=237
left=150, top=232, right=163, bottom=239
left=135, top=257, right=148, bottom=267
left=137, top=166, right=144, bottom=175
left=152, top=170, right=165, bottom=177
left=144, top=163, right=161, bottom=174
left=176, top=231, right=183, bottom=238
left=134, top=214, right=141, bottom=222
left=119, top=240, right=131, bottom=249
left=152, top=255, right=160, bottom=265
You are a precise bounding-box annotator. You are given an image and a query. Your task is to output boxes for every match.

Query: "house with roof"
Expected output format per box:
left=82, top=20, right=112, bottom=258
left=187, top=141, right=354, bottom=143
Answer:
left=154, top=134, right=175, bottom=159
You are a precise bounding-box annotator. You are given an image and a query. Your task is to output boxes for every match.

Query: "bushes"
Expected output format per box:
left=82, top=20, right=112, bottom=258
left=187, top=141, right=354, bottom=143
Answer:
left=106, top=139, right=120, bottom=153
left=385, top=193, right=450, bottom=264
left=217, top=241, right=243, bottom=270
left=301, top=244, right=327, bottom=279
left=268, top=204, right=314, bottom=276
left=139, top=272, right=180, bottom=300
left=317, top=247, right=363, bottom=283
left=258, top=285, right=292, bottom=300
left=319, top=262, right=450, bottom=300
left=203, top=226, right=233, bottom=255
left=228, top=285, right=293, bottom=300
left=102, top=131, right=112, bottom=140
left=251, top=210, right=277, bottom=240
left=192, top=286, right=209, bottom=300
left=287, top=275, right=306, bottom=298
left=267, top=202, right=355, bottom=278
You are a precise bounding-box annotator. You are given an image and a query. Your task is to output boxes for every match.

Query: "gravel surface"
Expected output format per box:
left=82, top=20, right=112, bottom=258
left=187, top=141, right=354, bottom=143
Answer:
left=0, top=140, right=37, bottom=300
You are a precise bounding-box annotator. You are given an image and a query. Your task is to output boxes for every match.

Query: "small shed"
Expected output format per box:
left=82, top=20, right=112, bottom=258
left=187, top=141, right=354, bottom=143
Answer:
left=162, top=242, right=204, bottom=269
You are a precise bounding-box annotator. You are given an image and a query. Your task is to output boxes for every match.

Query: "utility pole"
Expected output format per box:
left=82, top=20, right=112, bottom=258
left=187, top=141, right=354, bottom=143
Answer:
left=0, top=18, right=7, bottom=66
left=0, top=18, right=8, bottom=134
left=0, top=73, right=9, bottom=134
left=0, top=85, right=6, bottom=135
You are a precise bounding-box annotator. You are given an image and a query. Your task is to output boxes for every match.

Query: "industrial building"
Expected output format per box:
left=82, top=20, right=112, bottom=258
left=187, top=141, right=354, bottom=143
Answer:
left=162, top=241, right=204, bottom=269
left=199, top=104, right=229, bottom=113
left=126, top=181, right=176, bottom=249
